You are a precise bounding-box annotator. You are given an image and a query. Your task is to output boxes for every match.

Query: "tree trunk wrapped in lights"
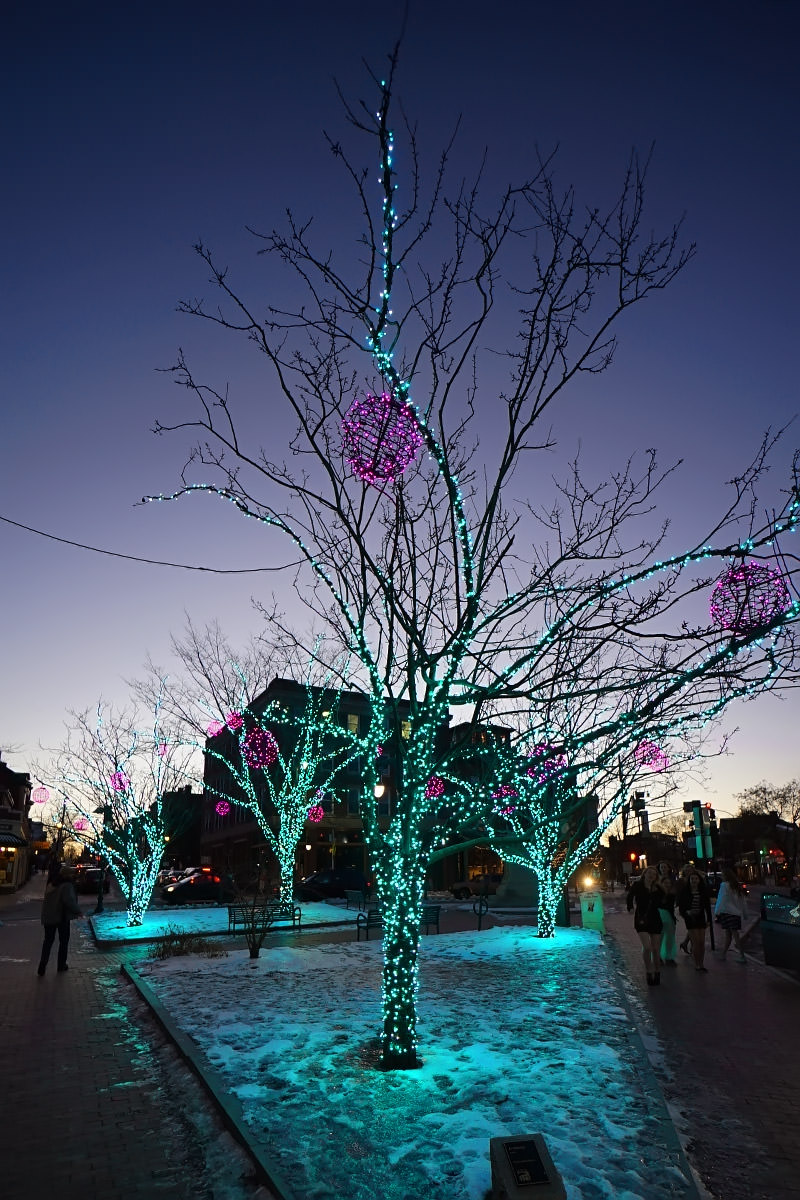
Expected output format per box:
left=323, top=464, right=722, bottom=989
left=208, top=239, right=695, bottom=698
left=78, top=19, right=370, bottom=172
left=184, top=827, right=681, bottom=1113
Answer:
left=148, top=46, right=800, bottom=1067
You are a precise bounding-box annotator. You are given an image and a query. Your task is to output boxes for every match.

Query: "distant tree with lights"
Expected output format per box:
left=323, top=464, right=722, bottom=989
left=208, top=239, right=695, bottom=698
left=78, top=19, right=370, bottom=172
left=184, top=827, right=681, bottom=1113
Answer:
left=45, top=699, right=199, bottom=925
left=149, top=49, right=800, bottom=1067
left=197, top=676, right=362, bottom=906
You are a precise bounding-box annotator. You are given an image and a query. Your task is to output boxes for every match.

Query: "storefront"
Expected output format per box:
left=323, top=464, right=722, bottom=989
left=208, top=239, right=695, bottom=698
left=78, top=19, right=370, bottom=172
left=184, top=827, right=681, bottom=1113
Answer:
left=0, top=816, right=30, bottom=892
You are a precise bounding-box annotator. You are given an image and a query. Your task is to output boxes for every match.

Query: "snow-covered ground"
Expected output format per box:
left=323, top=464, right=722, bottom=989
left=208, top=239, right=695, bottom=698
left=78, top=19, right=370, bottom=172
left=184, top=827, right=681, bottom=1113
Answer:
left=90, top=900, right=353, bottom=941
left=135, top=926, right=696, bottom=1200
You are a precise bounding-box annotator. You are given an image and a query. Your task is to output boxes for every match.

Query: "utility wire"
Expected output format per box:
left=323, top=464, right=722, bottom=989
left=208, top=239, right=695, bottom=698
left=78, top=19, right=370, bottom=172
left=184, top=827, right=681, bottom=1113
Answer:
left=0, top=513, right=301, bottom=574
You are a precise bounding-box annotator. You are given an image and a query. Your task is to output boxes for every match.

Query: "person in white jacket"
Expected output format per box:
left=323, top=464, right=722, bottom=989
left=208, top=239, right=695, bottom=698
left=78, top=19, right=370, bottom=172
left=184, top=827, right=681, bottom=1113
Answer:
left=713, top=868, right=748, bottom=962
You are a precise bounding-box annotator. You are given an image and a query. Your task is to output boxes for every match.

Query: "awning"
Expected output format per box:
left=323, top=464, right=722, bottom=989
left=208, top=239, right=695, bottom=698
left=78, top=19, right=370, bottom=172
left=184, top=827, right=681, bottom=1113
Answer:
left=0, top=832, right=29, bottom=848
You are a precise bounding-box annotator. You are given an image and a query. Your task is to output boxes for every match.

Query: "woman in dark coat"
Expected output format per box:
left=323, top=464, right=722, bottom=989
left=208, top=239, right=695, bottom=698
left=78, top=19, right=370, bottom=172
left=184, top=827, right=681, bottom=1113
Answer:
left=38, top=865, right=82, bottom=976
left=676, top=867, right=712, bottom=972
left=627, top=865, right=667, bottom=986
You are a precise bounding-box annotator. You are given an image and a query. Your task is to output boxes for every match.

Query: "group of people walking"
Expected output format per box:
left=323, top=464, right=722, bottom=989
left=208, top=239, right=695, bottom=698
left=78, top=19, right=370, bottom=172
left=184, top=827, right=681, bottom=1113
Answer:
left=626, top=863, right=748, bottom=985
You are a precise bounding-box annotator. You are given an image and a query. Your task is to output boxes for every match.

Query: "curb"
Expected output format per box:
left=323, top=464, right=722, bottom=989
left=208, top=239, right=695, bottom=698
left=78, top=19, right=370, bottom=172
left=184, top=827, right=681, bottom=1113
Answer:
left=121, top=960, right=295, bottom=1200
left=601, top=931, right=709, bottom=1199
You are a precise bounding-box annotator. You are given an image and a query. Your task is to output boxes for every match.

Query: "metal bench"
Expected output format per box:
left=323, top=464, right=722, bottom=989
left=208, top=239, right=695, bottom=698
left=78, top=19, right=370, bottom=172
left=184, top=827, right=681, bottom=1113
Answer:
left=356, top=908, right=382, bottom=940
left=228, top=900, right=301, bottom=933
left=420, top=903, right=441, bottom=934
left=345, top=889, right=367, bottom=910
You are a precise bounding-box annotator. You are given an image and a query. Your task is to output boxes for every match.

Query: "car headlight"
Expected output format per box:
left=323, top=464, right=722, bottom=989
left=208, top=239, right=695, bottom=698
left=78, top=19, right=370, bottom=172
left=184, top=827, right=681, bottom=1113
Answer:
left=166, top=886, right=174, bottom=893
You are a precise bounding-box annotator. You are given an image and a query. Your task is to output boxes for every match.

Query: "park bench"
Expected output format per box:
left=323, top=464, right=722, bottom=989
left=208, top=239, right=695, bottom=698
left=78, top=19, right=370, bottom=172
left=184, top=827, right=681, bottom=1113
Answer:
left=228, top=899, right=302, bottom=934
left=759, top=893, right=800, bottom=972
left=356, top=908, right=382, bottom=940
left=420, top=903, right=441, bottom=934
left=345, top=889, right=367, bottom=910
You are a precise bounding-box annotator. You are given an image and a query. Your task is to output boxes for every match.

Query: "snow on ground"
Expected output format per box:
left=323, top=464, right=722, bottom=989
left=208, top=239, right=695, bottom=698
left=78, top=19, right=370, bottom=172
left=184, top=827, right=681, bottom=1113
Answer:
left=91, top=900, right=352, bottom=941
left=136, top=926, right=695, bottom=1200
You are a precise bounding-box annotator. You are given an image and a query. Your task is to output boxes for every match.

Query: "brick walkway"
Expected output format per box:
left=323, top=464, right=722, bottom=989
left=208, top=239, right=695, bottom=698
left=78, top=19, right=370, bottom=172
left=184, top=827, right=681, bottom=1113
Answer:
left=602, top=894, right=800, bottom=1200
left=0, top=875, right=274, bottom=1200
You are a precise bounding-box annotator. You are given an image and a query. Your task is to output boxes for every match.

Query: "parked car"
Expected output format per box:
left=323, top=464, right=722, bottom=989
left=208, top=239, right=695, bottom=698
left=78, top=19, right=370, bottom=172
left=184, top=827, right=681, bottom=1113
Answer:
left=74, top=865, right=110, bottom=894
left=449, top=873, right=503, bottom=900
left=161, top=867, right=234, bottom=905
left=294, top=868, right=368, bottom=902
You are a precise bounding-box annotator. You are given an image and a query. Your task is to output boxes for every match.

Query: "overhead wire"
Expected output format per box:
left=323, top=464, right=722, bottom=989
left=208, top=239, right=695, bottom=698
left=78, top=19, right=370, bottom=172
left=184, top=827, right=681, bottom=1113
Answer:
left=0, top=513, right=302, bottom=574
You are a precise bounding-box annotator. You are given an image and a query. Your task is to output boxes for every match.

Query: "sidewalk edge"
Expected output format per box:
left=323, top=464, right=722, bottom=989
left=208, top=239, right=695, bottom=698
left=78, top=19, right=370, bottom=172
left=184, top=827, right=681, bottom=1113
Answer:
left=121, top=961, right=295, bottom=1200
left=602, top=932, right=711, bottom=1200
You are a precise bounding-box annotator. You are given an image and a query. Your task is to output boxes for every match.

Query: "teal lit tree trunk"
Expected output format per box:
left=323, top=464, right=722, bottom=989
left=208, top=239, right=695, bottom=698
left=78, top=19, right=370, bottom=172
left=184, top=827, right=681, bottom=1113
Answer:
left=535, top=873, right=566, bottom=939
left=377, top=849, right=426, bottom=1069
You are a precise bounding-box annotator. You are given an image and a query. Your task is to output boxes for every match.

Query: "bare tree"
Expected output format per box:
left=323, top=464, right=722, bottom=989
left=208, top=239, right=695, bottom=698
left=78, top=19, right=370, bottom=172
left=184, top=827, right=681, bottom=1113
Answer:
left=147, top=49, right=800, bottom=1067
left=130, top=616, right=277, bottom=738
left=736, top=779, right=800, bottom=876
left=43, top=697, right=200, bottom=925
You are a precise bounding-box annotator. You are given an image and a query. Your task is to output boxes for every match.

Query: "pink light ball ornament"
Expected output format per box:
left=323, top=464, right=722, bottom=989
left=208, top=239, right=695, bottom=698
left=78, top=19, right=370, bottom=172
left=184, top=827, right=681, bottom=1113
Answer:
left=206, top=720, right=225, bottom=737
left=110, top=771, right=130, bottom=793
left=215, top=800, right=231, bottom=817
left=710, top=560, right=791, bottom=634
left=307, top=804, right=324, bottom=823
left=32, top=787, right=50, bottom=805
left=425, top=775, right=446, bottom=799
left=634, top=741, right=670, bottom=773
left=225, top=711, right=244, bottom=732
left=242, top=727, right=278, bottom=769
left=157, top=743, right=168, bottom=758
left=342, top=392, right=423, bottom=487
left=526, top=744, right=567, bottom=782
left=73, top=818, right=89, bottom=832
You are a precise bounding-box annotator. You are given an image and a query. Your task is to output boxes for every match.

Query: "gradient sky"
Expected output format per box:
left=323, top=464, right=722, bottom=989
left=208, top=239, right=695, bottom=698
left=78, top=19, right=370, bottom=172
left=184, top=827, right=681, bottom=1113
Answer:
left=2, top=1, right=798, bottom=819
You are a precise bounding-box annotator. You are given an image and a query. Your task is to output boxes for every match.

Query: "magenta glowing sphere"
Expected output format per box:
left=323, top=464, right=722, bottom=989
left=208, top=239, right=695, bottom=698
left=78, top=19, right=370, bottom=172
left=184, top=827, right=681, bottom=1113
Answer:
left=634, top=741, right=669, bottom=773
left=342, top=392, right=423, bottom=487
left=710, top=560, right=791, bottom=634
left=307, top=803, right=324, bottom=824
left=110, top=771, right=130, bottom=793
left=225, top=710, right=244, bottom=732
left=242, top=727, right=278, bottom=770
left=157, top=742, right=168, bottom=758
left=491, top=783, right=518, bottom=815
left=215, top=799, right=231, bottom=817
left=206, top=720, right=225, bottom=737
left=32, top=786, right=50, bottom=805
left=526, top=744, right=567, bottom=782
left=73, top=818, right=89, bottom=832
left=425, top=775, right=446, bottom=799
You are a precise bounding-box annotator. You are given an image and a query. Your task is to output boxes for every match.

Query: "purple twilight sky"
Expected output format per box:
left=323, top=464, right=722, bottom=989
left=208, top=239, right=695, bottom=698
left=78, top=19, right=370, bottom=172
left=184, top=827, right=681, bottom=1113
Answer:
left=2, top=1, right=798, bottom=819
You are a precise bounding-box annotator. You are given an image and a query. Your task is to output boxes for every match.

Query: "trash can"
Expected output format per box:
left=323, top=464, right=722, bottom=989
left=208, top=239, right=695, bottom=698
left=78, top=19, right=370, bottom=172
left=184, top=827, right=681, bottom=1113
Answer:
left=579, top=889, right=605, bottom=935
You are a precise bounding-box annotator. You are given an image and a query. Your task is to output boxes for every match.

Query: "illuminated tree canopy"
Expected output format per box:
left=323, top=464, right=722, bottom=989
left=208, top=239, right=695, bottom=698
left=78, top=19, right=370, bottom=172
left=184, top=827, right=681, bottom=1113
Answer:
left=149, top=48, right=800, bottom=1067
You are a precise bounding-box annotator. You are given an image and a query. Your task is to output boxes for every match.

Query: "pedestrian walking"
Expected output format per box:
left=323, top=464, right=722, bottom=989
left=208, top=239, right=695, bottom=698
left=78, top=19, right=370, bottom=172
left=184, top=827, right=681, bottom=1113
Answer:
left=626, top=865, right=666, bottom=985
left=714, top=868, right=748, bottom=963
left=38, top=865, right=82, bottom=976
left=677, top=867, right=712, bottom=971
left=656, top=861, right=678, bottom=965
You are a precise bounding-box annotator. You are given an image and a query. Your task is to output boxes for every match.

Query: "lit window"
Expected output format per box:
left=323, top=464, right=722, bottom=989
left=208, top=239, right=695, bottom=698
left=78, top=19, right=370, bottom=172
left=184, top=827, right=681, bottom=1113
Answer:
left=401, top=720, right=411, bottom=740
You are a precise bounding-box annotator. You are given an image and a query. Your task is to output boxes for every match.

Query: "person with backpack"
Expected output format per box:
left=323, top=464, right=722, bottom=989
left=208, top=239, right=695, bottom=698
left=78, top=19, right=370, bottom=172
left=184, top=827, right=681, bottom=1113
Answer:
left=37, top=864, right=83, bottom=976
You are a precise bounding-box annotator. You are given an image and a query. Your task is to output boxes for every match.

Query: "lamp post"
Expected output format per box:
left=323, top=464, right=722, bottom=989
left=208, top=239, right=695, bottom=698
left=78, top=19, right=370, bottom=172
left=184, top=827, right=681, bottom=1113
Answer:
left=92, top=805, right=110, bottom=915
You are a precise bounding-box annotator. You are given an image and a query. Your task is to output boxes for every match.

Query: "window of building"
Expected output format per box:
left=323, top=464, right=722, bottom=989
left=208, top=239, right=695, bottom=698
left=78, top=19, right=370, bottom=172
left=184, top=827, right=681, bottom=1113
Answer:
left=401, top=719, right=411, bottom=740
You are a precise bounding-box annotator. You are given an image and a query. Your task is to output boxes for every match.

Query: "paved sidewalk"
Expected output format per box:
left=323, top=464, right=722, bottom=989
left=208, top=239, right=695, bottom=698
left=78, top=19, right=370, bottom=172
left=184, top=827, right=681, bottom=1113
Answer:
left=602, top=897, right=799, bottom=1200
left=0, top=875, right=275, bottom=1200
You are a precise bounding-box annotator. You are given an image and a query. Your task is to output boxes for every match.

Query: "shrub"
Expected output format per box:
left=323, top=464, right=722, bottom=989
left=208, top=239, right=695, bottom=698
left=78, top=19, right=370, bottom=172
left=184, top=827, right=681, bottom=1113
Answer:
left=151, top=924, right=227, bottom=959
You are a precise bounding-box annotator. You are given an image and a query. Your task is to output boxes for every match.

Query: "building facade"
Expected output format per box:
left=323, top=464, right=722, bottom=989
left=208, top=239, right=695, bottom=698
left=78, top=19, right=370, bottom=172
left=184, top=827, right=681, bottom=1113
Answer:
left=0, top=752, right=32, bottom=891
